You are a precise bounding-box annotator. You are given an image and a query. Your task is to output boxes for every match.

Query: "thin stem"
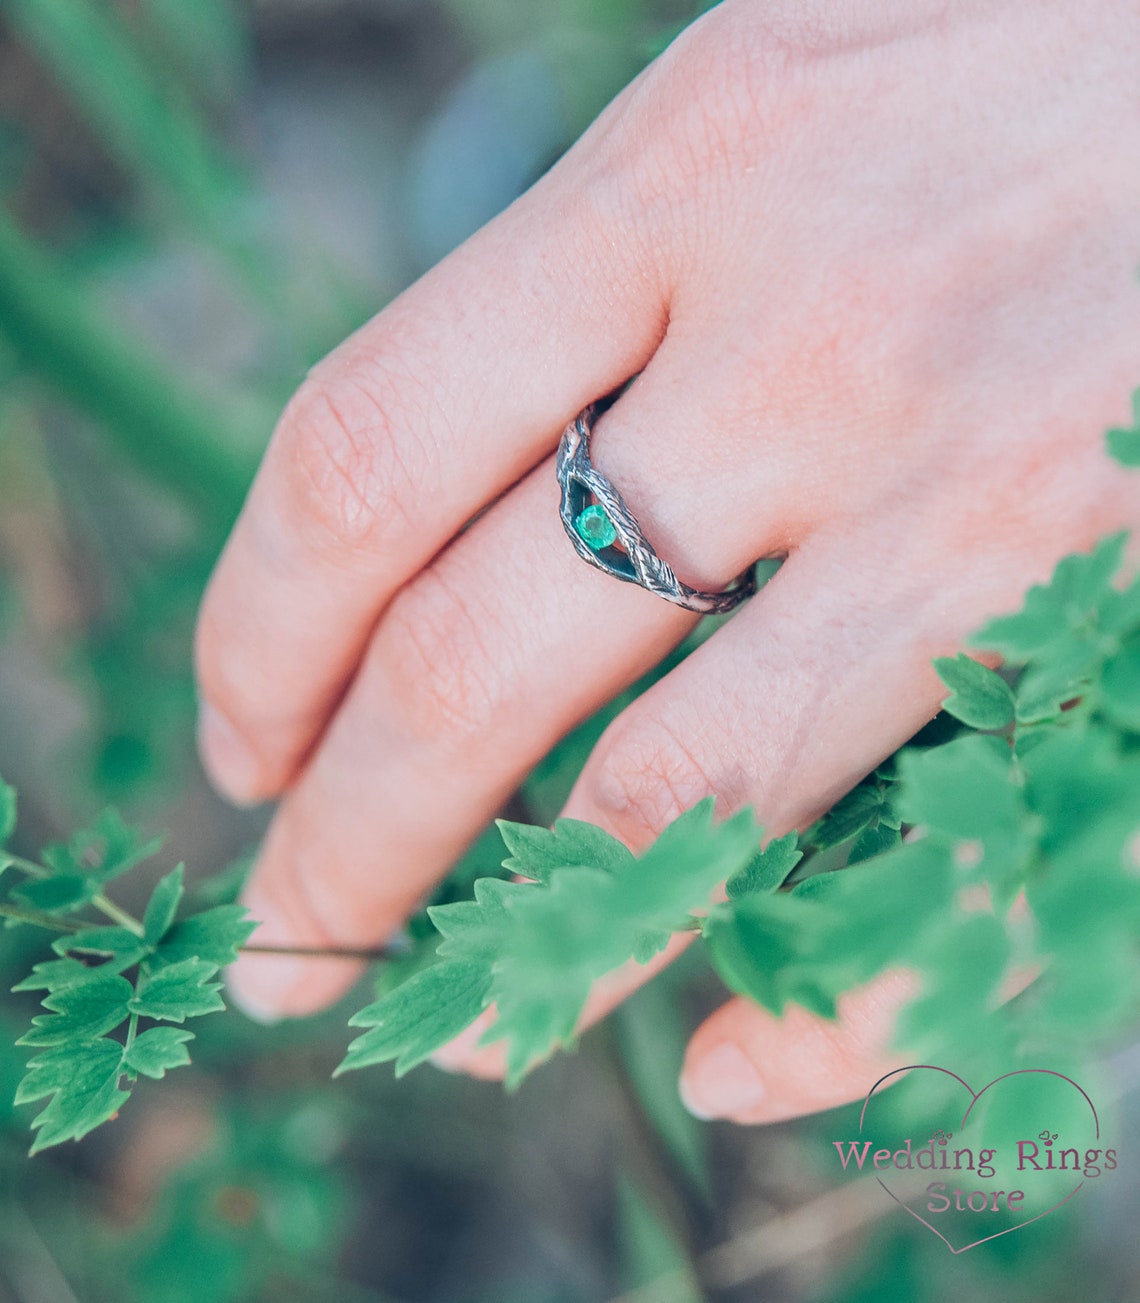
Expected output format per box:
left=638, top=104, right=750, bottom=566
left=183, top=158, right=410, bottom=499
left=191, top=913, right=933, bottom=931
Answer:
left=124, top=1011, right=138, bottom=1053
left=3, top=854, right=144, bottom=936
left=1, top=885, right=389, bottom=961
left=240, top=942, right=396, bottom=962
left=0, top=903, right=82, bottom=934
left=4, top=854, right=52, bottom=876
left=91, top=893, right=144, bottom=936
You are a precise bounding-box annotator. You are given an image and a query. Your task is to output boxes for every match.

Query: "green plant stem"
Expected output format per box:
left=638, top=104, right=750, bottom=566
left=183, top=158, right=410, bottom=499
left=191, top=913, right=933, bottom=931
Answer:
left=0, top=208, right=254, bottom=533
left=241, top=942, right=395, bottom=962
left=0, top=903, right=82, bottom=934
left=124, top=1011, right=138, bottom=1053
left=3, top=855, right=144, bottom=936
left=91, top=895, right=144, bottom=936
left=0, top=899, right=392, bottom=961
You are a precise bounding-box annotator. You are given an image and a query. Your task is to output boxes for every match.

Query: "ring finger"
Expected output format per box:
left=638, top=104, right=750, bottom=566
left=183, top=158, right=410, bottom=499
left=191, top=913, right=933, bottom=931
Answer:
left=225, top=357, right=814, bottom=1020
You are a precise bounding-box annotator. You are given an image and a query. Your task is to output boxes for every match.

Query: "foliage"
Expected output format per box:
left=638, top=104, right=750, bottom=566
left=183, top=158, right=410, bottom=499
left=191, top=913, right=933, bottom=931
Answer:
left=3, top=413, right=1135, bottom=1156
left=0, top=0, right=1137, bottom=1297
left=336, top=414, right=1140, bottom=1096
left=0, top=799, right=253, bottom=1151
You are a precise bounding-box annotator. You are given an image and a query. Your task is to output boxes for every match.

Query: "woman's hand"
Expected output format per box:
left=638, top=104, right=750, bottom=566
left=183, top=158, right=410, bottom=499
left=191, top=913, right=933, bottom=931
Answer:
left=195, top=0, right=1140, bottom=1122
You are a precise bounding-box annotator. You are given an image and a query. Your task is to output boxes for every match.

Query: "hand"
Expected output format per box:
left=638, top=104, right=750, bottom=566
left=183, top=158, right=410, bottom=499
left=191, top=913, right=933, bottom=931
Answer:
left=195, top=0, right=1140, bottom=1123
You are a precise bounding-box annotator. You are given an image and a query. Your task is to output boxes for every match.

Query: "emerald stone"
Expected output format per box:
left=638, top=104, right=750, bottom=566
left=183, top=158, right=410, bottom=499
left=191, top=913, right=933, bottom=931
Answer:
left=574, top=503, right=617, bottom=551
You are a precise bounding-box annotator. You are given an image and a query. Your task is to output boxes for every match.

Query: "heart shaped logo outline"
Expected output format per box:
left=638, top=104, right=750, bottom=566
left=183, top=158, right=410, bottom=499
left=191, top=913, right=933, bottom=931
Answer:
left=857, top=1064, right=1100, bottom=1255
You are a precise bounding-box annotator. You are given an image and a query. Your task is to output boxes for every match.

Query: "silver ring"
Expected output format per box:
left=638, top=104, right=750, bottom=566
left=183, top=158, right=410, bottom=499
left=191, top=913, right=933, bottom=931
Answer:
left=556, top=403, right=757, bottom=615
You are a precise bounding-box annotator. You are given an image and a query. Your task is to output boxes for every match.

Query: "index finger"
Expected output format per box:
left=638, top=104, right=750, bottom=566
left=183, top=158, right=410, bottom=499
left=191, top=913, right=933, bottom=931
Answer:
left=195, top=129, right=671, bottom=804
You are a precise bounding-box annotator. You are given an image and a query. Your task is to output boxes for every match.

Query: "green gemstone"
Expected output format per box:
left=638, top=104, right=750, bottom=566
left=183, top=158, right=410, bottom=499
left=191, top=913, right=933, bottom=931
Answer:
left=574, top=503, right=617, bottom=551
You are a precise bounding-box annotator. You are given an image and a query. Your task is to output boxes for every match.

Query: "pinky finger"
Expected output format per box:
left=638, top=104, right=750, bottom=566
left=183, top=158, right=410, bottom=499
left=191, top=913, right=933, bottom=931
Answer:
left=679, top=969, right=918, bottom=1124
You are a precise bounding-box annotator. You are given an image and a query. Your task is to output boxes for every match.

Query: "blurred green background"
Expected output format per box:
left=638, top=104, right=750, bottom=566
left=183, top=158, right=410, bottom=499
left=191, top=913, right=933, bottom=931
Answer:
left=0, top=1, right=1137, bottom=1300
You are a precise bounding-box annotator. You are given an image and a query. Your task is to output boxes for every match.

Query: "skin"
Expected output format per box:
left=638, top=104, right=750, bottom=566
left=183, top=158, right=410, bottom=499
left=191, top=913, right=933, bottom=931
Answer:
left=195, top=0, right=1140, bottom=1123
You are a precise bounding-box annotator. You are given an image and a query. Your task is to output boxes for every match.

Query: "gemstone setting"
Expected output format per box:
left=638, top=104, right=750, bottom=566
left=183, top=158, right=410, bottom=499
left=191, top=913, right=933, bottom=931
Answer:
left=574, top=503, right=617, bottom=551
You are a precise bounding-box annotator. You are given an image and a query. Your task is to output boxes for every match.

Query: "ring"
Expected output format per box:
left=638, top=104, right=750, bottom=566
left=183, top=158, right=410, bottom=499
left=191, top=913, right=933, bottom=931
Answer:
left=556, top=403, right=758, bottom=615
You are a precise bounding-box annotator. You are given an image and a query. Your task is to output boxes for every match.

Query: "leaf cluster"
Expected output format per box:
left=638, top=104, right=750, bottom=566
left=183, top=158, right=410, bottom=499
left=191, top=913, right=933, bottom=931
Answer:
left=337, top=406, right=1140, bottom=1089
left=1, top=796, right=254, bottom=1152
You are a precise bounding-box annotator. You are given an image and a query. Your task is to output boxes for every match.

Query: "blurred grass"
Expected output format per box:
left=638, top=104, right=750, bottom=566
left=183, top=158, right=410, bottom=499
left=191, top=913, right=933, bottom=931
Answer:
left=0, top=2, right=1134, bottom=1301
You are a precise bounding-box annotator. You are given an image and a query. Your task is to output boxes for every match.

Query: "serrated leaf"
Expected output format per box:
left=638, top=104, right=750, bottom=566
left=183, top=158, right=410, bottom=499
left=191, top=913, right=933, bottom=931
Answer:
left=123, top=1027, right=194, bottom=1079
left=895, top=733, right=1023, bottom=846
left=429, top=877, right=529, bottom=963
left=11, top=874, right=99, bottom=915
left=1100, top=638, right=1140, bottom=732
left=1107, top=426, right=1140, bottom=467
left=848, top=821, right=902, bottom=863
left=726, top=832, right=801, bottom=899
left=934, top=654, right=1015, bottom=730
left=18, top=974, right=133, bottom=1046
left=0, top=776, right=15, bottom=844
left=630, top=800, right=760, bottom=926
left=704, top=892, right=839, bottom=1019
left=70, top=808, right=164, bottom=883
left=971, top=534, right=1127, bottom=661
left=807, top=782, right=886, bottom=850
left=53, top=926, right=148, bottom=968
left=1013, top=639, right=1102, bottom=723
left=128, top=957, right=224, bottom=1022
left=143, top=864, right=185, bottom=944
left=336, top=959, right=492, bottom=1076
left=157, top=904, right=256, bottom=967
left=486, top=800, right=760, bottom=1084
left=17, top=1038, right=128, bottom=1154
left=12, top=957, right=103, bottom=994
left=1107, top=392, right=1140, bottom=466
left=496, top=816, right=634, bottom=884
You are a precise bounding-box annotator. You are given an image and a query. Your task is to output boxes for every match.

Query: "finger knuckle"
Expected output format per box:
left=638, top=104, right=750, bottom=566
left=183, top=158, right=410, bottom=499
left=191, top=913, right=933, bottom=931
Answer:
left=280, top=364, right=427, bottom=560
left=586, top=714, right=729, bottom=850
left=379, top=570, right=501, bottom=748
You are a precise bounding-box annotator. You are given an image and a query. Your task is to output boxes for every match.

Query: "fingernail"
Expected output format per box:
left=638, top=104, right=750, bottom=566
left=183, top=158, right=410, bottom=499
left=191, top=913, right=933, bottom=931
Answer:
left=197, top=702, right=263, bottom=806
left=226, top=894, right=304, bottom=1024
left=680, top=1042, right=766, bottom=1120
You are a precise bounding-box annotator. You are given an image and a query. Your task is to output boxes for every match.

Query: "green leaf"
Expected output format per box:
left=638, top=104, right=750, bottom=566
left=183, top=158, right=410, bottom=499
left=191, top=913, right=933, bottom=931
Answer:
left=142, top=864, right=185, bottom=944
left=17, top=974, right=134, bottom=1047
left=971, top=534, right=1127, bottom=660
left=848, top=821, right=902, bottom=863
left=12, top=957, right=104, bottom=994
left=429, top=877, right=529, bottom=963
left=17, top=1038, right=128, bottom=1154
left=807, top=781, right=888, bottom=850
left=53, top=926, right=149, bottom=968
left=157, top=904, right=256, bottom=967
left=12, top=874, right=99, bottom=915
left=1100, top=637, right=1140, bottom=732
left=487, top=800, right=760, bottom=1083
left=895, top=733, right=1023, bottom=846
left=49, top=807, right=164, bottom=884
left=704, top=891, right=840, bottom=1019
left=336, top=958, right=492, bottom=1076
left=495, top=816, right=634, bottom=884
left=1106, top=390, right=1140, bottom=466
left=129, top=957, right=224, bottom=1022
left=934, top=654, right=1015, bottom=730
left=0, top=775, right=15, bottom=844
left=725, top=831, right=801, bottom=899
left=1013, top=639, right=1102, bottom=723
left=123, top=1027, right=194, bottom=1079
left=1107, top=426, right=1140, bottom=467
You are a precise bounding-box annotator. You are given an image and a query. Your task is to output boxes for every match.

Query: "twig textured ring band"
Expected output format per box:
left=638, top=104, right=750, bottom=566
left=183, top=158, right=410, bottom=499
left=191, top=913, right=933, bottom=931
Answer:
left=556, top=403, right=758, bottom=615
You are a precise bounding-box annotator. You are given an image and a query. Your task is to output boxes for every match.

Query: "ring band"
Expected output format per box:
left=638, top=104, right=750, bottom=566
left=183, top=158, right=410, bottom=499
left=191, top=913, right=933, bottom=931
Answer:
left=556, top=403, right=757, bottom=615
